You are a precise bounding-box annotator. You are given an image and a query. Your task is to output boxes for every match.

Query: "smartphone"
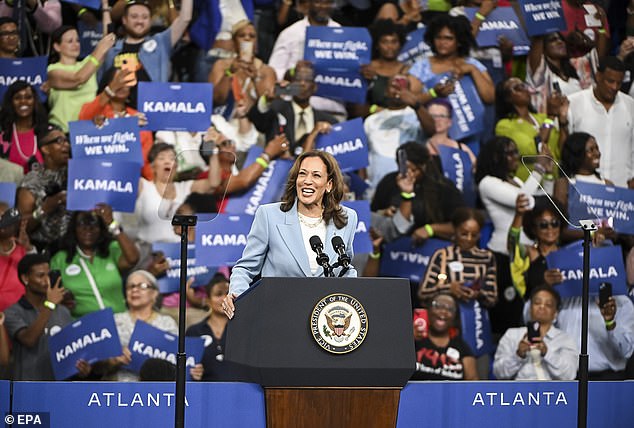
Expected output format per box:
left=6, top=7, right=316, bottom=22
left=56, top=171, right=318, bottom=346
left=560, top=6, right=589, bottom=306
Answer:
left=465, top=277, right=482, bottom=292
left=413, top=308, right=428, bottom=338
left=599, top=282, right=612, bottom=307
left=534, top=135, right=543, bottom=153
left=49, top=269, right=62, bottom=288
left=120, top=58, right=138, bottom=87
left=274, top=82, right=302, bottom=97
left=552, top=81, right=561, bottom=94
left=397, top=148, right=408, bottom=177
left=239, top=40, right=254, bottom=62
left=526, top=320, right=540, bottom=343
left=392, top=75, right=408, bottom=89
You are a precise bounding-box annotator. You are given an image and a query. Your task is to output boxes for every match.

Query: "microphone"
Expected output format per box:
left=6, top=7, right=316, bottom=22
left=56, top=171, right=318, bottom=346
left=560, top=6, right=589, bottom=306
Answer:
left=331, top=235, right=351, bottom=269
left=309, top=235, right=332, bottom=277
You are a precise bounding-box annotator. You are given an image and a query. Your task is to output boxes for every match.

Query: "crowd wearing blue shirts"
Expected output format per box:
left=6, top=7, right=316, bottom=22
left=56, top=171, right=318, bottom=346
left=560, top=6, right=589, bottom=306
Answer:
left=0, top=0, right=633, bottom=383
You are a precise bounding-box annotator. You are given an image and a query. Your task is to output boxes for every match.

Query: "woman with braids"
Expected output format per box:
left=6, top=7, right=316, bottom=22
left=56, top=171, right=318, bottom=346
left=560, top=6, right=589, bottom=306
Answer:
left=222, top=150, right=358, bottom=319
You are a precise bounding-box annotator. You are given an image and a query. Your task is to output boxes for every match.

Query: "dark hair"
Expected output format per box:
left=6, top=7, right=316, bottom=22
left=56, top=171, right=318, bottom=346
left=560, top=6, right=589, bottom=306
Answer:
left=37, top=123, right=65, bottom=148
left=494, top=78, right=537, bottom=121
left=597, top=56, right=626, bottom=73
left=370, top=19, right=406, bottom=59
left=424, top=14, right=474, bottom=58
left=475, top=136, right=516, bottom=183
left=17, top=253, right=50, bottom=284
left=280, top=150, right=348, bottom=229
left=0, top=81, right=49, bottom=144
left=398, top=140, right=431, bottom=168
left=560, top=132, right=597, bottom=177
left=124, top=0, right=151, bottom=14
left=425, top=98, right=453, bottom=116
left=147, top=142, right=176, bottom=164
left=522, top=196, right=566, bottom=241
left=0, top=17, right=17, bottom=27
left=58, top=211, right=112, bottom=263
left=49, top=25, right=77, bottom=64
left=543, top=32, right=579, bottom=81
left=451, top=207, right=484, bottom=230
left=139, top=358, right=176, bottom=381
left=428, top=291, right=460, bottom=323
left=181, top=192, right=218, bottom=214
left=529, top=284, right=562, bottom=311
left=205, top=272, right=229, bottom=296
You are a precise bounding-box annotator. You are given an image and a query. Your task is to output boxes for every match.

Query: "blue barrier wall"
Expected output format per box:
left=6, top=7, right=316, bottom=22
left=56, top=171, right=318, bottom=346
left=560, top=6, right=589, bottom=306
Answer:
left=6, top=381, right=634, bottom=427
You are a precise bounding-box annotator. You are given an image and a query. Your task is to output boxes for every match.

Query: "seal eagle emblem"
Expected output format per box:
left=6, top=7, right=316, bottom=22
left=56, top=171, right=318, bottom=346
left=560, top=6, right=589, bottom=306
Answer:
left=310, top=293, right=368, bottom=354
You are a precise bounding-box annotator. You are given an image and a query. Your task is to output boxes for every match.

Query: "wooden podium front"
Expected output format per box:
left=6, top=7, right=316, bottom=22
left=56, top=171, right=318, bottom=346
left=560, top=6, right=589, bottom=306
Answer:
left=225, top=278, right=415, bottom=428
left=265, top=388, right=401, bottom=428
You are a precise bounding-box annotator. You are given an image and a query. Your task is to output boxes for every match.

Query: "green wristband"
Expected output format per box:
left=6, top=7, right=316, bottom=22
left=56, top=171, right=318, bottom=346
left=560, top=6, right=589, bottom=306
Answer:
left=475, top=12, right=486, bottom=20
left=428, top=88, right=438, bottom=98
left=255, top=157, right=269, bottom=169
left=424, top=224, right=434, bottom=237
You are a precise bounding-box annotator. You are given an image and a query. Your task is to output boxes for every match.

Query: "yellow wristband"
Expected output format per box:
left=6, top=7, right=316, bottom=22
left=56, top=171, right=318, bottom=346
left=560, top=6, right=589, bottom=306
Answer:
left=475, top=12, right=486, bottom=20
left=225, top=68, right=233, bottom=77
left=400, top=191, right=415, bottom=200
left=255, top=157, right=269, bottom=169
left=369, top=104, right=378, bottom=114
left=605, top=318, right=615, bottom=327
left=424, top=224, right=434, bottom=237
left=88, top=55, right=100, bottom=66
left=44, top=301, right=56, bottom=310
left=78, top=7, right=88, bottom=17
left=428, top=88, right=438, bottom=98
left=598, top=28, right=606, bottom=34
left=368, top=252, right=381, bottom=260
left=543, top=118, right=554, bottom=125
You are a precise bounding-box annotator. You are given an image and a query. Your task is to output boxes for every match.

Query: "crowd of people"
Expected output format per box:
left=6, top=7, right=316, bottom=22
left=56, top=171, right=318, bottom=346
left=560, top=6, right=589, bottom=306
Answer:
left=1, top=0, right=634, bottom=384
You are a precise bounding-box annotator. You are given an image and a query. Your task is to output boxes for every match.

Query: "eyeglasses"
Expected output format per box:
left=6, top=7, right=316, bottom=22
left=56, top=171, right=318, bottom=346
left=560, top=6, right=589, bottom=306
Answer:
left=41, top=135, right=69, bottom=147
left=77, top=216, right=99, bottom=227
left=430, top=113, right=451, bottom=119
left=0, top=30, right=18, bottom=37
left=537, top=219, right=560, bottom=230
left=126, top=282, right=156, bottom=291
left=431, top=300, right=456, bottom=314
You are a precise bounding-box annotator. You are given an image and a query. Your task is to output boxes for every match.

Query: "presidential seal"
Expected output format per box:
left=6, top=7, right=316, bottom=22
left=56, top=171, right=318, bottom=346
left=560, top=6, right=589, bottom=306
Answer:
left=310, top=293, right=368, bottom=354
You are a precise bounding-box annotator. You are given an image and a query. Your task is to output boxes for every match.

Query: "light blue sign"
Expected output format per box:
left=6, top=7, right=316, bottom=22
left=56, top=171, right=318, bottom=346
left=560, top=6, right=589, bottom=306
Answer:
left=138, top=82, right=213, bottom=131
left=0, top=182, right=16, bottom=206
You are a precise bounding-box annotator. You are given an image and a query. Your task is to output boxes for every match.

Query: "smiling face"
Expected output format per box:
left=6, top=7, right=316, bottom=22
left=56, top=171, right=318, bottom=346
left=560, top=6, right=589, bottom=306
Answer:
left=295, top=156, right=332, bottom=212
left=529, top=290, right=558, bottom=325
left=125, top=272, right=158, bottom=310
left=455, top=218, right=480, bottom=251
left=581, top=137, right=601, bottom=172
left=543, top=32, right=567, bottom=59
left=208, top=279, right=229, bottom=316
left=123, top=5, right=151, bottom=40
left=54, top=29, right=81, bottom=61
left=428, top=294, right=456, bottom=335
left=12, top=87, right=35, bottom=119
left=533, top=210, right=561, bottom=246
left=503, top=77, right=531, bottom=107
left=75, top=213, right=101, bottom=250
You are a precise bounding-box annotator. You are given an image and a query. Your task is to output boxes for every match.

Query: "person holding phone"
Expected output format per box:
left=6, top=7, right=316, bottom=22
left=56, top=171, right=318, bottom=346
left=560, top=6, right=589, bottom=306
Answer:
left=493, top=285, right=578, bottom=380
left=209, top=20, right=276, bottom=115
left=0, top=202, right=28, bottom=311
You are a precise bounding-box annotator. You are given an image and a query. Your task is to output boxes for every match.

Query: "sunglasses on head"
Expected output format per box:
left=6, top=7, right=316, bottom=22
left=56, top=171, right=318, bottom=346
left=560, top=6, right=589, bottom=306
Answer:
left=77, top=215, right=99, bottom=227
left=537, top=219, right=560, bottom=230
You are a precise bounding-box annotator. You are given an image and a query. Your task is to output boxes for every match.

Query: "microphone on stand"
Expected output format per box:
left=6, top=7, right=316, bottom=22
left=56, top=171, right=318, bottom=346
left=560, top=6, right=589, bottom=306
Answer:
left=331, top=236, right=352, bottom=277
left=309, top=235, right=333, bottom=277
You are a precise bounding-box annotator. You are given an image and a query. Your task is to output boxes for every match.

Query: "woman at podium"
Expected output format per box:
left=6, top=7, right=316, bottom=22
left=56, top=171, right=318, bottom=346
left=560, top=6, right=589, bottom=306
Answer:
left=222, top=151, right=358, bottom=318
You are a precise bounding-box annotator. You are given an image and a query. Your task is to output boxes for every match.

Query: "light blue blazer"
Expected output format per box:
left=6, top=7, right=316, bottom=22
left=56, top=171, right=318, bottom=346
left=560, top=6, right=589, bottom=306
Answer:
left=229, top=201, right=358, bottom=295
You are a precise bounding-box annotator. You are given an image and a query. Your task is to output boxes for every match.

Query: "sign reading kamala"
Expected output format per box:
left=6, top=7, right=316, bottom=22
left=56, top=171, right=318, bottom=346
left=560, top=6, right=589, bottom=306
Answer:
left=126, top=320, right=204, bottom=380
left=436, top=145, right=476, bottom=207
left=69, top=117, right=142, bottom=164
left=398, top=27, right=431, bottom=66
left=379, top=237, right=451, bottom=282
left=48, top=308, right=122, bottom=380
left=464, top=7, right=530, bottom=55
left=315, top=118, right=369, bottom=172
left=342, top=200, right=372, bottom=254
left=195, top=214, right=253, bottom=265
left=138, top=82, right=213, bottom=131
left=224, top=146, right=293, bottom=215
left=67, top=159, right=140, bottom=213
left=545, top=242, right=628, bottom=298
left=518, top=0, right=567, bottom=36
left=304, top=26, right=371, bottom=103
left=459, top=300, right=493, bottom=358
left=568, top=181, right=634, bottom=235
left=0, top=182, right=16, bottom=207
left=0, top=56, right=47, bottom=101
left=152, top=242, right=216, bottom=294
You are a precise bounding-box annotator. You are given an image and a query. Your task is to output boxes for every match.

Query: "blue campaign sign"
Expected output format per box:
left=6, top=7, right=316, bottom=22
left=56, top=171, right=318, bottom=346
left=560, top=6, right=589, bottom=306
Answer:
left=126, top=320, right=205, bottom=380
left=545, top=243, right=628, bottom=298
left=398, top=27, right=431, bottom=66
left=518, top=0, right=567, bottom=36
left=345, top=172, right=369, bottom=200
left=48, top=308, right=122, bottom=380
left=11, top=382, right=266, bottom=427
left=464, top=7, right=530, bottom=55
left=304, top=26, right=372, bottom=103
left=568, top=181, right=634, bottom=235
left=61, top=0, right=101, bottom=9
left=69, top=117, right=143, bottom=165
left=0, top=380, right=8, bottom=422
left=342, top=200, right=372, bottom=255
left=0, top=56, right=47, bottom=101
left=436, top=145, right=476, bottom=206
left=67, top=159, right=140, bottom=212
left=459, top=300, right=493, bottom=357
left=77, top=20, right=103, bottom=60
left=315, top=118, right=369, bottom=172
left=0, top=182, right=16, bottom=206
left=138, top=82, right=213, bottom=132
left=195, top=214, right=253, bottom=265
left=224, top=146, right=293, bottom=215
left=379, top=237, right=451, bottom=283
left=153, top=242, right=216, bottom=294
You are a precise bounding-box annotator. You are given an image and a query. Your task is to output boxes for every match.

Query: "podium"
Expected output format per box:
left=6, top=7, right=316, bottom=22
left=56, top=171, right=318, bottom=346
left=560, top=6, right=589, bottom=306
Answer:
left=225, top=277, right=415, bottom=428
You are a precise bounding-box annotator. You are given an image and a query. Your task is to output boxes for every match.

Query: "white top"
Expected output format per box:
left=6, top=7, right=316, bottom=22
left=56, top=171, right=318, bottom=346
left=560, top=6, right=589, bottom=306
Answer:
left=493, top=325, right=579, bottom=380
left=134, top=179, right=193, bottom=243
left=567, top=88, right=634, bottom=187
left=217, top=0, right=248, bottom=41
left=268, top=17, right=346, bottom=117
left=478, top=174, right=541, bottom=254
left=298, top=212, right=326, bottom=275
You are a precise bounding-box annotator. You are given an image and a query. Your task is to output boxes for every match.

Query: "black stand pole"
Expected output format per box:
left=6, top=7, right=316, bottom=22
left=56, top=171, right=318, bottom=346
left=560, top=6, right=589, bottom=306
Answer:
left=577, top=223, right=595, bottom=428
left=172, top=214, right=197, bottom=428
